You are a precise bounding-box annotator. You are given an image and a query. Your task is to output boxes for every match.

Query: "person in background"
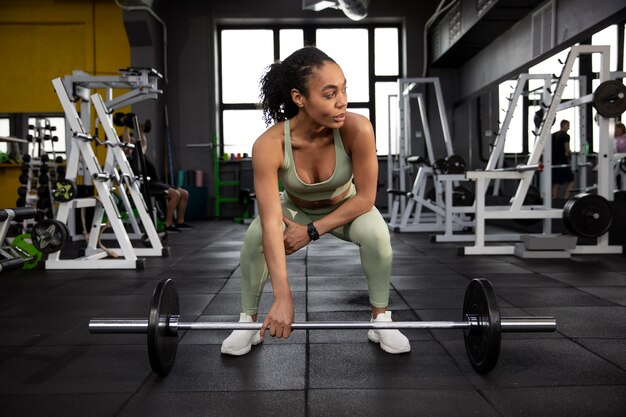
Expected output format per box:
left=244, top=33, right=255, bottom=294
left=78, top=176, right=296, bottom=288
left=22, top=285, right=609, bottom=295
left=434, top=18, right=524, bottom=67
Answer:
left=551, top=119, right=574, bottom=199
left=123, top=124, right=192, bottom=232
left=614, top=122, right=626, bottom=153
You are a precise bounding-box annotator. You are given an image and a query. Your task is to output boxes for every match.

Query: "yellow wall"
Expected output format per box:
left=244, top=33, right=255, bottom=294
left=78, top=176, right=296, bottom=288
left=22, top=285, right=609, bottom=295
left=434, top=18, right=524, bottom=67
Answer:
left=0, top=0, right=130, bottom=208
left=0, top=0, right=130, bottom=113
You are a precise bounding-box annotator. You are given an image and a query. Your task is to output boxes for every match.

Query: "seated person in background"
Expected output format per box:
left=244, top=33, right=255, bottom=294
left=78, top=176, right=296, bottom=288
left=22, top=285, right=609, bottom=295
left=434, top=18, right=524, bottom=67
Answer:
left=614, top=122, right=626, bottom=153
left=122, top=124, right=192, bottom=232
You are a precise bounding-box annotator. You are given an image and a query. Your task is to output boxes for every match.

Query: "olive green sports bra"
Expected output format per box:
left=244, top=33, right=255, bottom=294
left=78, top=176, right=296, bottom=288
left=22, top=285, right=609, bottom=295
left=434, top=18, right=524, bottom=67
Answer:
left=279, top=119, right=353, bottom=202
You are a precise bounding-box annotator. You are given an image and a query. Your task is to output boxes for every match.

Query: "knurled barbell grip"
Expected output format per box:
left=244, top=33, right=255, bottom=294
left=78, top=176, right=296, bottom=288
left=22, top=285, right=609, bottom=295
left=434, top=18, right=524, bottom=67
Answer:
left=89, top=316, right=556, bottom=335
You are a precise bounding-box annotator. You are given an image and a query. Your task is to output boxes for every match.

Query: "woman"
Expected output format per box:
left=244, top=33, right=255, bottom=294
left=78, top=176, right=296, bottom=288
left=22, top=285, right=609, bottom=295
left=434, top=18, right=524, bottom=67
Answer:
left=221, top=46, right=410, bottom=355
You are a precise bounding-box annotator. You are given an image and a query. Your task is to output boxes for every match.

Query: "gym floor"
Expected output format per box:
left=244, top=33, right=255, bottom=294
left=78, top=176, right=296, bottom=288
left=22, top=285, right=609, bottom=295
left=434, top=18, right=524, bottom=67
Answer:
left=1, top=220, right=625, bottom=417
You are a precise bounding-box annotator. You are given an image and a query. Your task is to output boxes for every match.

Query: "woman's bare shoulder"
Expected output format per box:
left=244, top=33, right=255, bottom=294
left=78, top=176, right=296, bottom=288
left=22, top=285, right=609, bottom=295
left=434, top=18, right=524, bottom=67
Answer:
left=252, top=122, right=284, bottom=166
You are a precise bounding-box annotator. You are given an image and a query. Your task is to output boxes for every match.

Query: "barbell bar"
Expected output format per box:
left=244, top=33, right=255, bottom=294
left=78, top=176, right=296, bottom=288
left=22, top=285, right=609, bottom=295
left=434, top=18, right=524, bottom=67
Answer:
left=89, top=278, right=557, bottom=377
left=89, top=316, right=555, bottom=333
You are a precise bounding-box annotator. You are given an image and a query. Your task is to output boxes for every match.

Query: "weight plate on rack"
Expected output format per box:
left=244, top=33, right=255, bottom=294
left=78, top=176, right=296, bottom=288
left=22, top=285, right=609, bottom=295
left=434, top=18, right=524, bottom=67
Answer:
left=563, top=193, right=613, bottom=238
left=463, top=278, right=501, bottom=374
left=592, top=80, right=626, bottom=118
left=446, top=154, right=466, bottom=175
left=148, top=278, right=179, bottom=376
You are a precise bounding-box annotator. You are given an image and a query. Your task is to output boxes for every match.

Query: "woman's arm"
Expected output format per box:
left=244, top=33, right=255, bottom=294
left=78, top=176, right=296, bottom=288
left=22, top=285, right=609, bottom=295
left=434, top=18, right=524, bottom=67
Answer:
left=252, top=130, right=294, bottom=339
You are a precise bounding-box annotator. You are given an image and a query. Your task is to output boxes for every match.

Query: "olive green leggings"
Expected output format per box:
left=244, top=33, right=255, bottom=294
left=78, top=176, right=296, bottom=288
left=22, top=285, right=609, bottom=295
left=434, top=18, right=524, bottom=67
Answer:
left=239, top=192, right=393, bottom=315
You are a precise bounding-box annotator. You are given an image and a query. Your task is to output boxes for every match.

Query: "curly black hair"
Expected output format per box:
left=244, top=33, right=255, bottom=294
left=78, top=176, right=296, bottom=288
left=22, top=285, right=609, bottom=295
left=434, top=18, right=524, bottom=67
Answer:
left=259, top=46, right=335, bottom=126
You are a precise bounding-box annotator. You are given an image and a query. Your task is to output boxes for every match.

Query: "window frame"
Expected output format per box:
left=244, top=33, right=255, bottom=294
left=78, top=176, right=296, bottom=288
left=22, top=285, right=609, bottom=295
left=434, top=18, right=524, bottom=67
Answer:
left=216, top=23, right=403, bottom=156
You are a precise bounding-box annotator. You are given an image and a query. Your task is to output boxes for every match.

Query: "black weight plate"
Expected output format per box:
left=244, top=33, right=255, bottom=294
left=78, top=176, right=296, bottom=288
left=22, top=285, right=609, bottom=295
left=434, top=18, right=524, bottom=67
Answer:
left=31, top=219, right=68, bottom=254
left=620, top=158, right=626, bottom=174
left=593, top=80, right=626, bottom=118
left=463, top=278, right=501, bottom=374
left=446, top=154, right=466, bottom=174
left=432, top=158, right=449, bottom=175
left=148, top=278, right=179, bottom=376
left=53, top=179, right=77, bottom=202
left=563, top=193, right=613, bottom=238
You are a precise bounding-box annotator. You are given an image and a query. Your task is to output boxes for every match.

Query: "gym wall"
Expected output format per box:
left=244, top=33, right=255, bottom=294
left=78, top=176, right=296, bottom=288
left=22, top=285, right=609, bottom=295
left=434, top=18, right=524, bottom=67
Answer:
left=0, top=0, right=130, bottom=113
left=0, top=0, right=130, bottom=209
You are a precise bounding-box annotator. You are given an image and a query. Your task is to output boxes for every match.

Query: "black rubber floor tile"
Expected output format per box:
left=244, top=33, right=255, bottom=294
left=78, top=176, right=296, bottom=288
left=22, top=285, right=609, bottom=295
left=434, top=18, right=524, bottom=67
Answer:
left=496, top=287, right=617, bottom=308
left=0, top=393, right=131, bottom=417
left=119, top=391, right=305, bottom=417
left=579, top=286, right=626, bottom=305
left=543, top=271, right=626, bottom=287
left=202, top=291, right=306, bottom=316
left=399, top=288, right=473, bottom=310
left=441, top=338, right=626, bottom=388
left=307, top=310, right=433, bottom=343
left=308, top=389, right=501, bottom=417
left=391, top=262, right=458, bottom=275
left=306, top=255, right=363, bottom=265
left=482, top=386, right=626, bottom=417
left=391, top=274, right=469, bottom=290
left=307, top=262, right=368, bottom=276
left=51, top=278, right=149, bottom=296
left=139, top=344, right=305, bottom=392
left=306, top=290, right=410, bottom=312
left=0, top=316, right=88, bottom=347
left=307, top=275, right=368, bottom=291
left=134, top=278, right=227, bottom=295
left=0, top=345, right=150, bottom=394
left=525, top=306, right=626, bottom=338
left=576, top=338, right=626, bottom=370
left=220, top=274, right=306, bottom=293
left=467, top=272, right=568, bottom=288
left=0, top=294, right=149, bottom=318
left=157, top=266, right=237, bottom=278
left=449, top=262, right=533, bottom=275
left=308, top=342, right=469, bottom=389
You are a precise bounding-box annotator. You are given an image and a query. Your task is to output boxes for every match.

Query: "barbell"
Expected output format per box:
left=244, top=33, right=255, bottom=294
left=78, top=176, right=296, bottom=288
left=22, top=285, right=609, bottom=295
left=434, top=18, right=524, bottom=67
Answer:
left=89, top=278, right=556, bottom=377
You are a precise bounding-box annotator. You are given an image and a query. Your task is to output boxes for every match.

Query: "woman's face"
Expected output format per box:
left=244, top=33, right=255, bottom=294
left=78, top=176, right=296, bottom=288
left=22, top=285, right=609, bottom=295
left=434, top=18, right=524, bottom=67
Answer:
left=299, top=61, right=348, bottom=128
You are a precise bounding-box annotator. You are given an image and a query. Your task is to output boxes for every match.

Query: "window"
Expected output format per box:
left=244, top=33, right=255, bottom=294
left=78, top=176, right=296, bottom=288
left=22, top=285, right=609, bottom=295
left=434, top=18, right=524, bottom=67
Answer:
left=27, top=117, right=66, bottom=157
left=217, top=25, right=401, bottom=157
left=499, top=79, right=523, bottom=154
left=0, top=118, right=9, bottom=154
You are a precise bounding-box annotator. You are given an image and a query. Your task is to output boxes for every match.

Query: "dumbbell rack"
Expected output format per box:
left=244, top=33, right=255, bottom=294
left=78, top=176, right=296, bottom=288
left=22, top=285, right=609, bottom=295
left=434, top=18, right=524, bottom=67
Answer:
left=45, top=78, right=142, bottom=269
left=90, top=94, right=164, bottom=257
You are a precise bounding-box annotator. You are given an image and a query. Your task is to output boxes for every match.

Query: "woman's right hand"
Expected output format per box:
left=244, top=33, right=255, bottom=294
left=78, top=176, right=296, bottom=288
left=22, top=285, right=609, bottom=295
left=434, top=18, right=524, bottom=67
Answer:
left=260, top=294, right=294, bottom=341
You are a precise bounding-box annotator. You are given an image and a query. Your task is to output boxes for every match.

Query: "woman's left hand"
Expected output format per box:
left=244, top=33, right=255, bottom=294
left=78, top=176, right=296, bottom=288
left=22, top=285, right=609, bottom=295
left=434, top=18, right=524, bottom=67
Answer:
left=283, top=216, right=312, bottom=255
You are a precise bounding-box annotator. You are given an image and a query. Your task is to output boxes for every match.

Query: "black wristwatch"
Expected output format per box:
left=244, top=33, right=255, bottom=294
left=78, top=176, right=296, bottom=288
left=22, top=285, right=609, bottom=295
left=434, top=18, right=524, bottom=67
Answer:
left=307, top=222, right=320, bottom=241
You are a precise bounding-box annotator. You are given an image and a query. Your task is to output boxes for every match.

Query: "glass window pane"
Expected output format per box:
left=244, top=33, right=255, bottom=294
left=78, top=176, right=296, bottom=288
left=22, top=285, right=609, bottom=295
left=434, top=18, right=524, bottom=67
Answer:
left=591, top=25, right=617, bottom=72
left=27, top=117, right=66, bottom=156
left=280, top=29, right=304, bottom=61
left=223, top=110, right=266, bottom=157
left=530, top=47, right=578, bottom=77
left=499, top=80, right=523, bottom=154
left=221, top=30, right=274, bottom=103
left=0, top=118, right=9, bottom=153
left=374, top=28, right=399, bottom=76
left=375, top=82, right=397, bottom=155
left=316, top=29, right=369, bottom=102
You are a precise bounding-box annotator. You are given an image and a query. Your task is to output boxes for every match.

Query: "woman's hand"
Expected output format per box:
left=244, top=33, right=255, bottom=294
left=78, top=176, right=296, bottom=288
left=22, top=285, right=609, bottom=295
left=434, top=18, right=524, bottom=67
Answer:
left=260, top=294, right=294, bottom=340
left=283, top=217, right=312, bottom=255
